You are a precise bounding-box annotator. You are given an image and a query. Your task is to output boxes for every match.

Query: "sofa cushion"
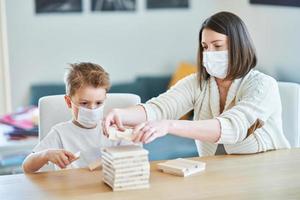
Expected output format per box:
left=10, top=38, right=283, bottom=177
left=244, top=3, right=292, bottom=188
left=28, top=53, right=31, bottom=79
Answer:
left=144, top=134, right=199, bottom=161
left=168, top=62, right=197, bottom=88
left=30, top=84, right=65, bottom=105
left=135, top=76, right=170, bottom=103
left=110, top=82, right=148, bottom=103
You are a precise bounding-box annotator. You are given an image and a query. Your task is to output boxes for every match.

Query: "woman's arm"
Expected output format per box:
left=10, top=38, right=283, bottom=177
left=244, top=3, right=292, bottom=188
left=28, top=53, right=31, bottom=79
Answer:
left=134, top=74, right=278, bottom=144
left=103, top=74, right=199, bottom=136
left=132, top=119, right=221, bottom=144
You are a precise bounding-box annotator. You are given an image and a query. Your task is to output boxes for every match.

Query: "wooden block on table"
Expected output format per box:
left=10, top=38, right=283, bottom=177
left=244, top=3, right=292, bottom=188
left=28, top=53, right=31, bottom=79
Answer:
left=88, top=159, right=102, bottom=171
left=157, top=158, right=206, bottom=177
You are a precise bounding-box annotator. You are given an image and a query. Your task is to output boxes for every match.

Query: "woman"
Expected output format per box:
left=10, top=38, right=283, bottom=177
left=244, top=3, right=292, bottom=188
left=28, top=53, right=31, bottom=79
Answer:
left=103, top=12, right=290, bottom=156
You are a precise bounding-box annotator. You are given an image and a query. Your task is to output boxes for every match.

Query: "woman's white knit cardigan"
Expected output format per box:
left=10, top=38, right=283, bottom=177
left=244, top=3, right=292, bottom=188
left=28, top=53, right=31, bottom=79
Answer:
left=142, top=70, right=290, bottom=156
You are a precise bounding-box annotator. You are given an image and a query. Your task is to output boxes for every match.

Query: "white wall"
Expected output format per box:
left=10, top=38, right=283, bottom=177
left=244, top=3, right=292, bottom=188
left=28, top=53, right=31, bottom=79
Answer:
left=215, top=0, right=300, bottom=82
left=5, top=0, right=300, bottom=110
left=0, top=0, right=11, bottom=115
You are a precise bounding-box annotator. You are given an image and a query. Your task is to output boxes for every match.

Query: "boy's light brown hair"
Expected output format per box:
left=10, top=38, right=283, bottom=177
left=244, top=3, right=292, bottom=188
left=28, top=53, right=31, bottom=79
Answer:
left=65, top=62, right=111, bottom=96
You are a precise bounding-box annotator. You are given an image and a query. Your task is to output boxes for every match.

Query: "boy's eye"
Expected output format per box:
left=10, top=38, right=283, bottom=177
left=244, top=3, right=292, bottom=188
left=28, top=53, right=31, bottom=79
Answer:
left=80, top=102, right=88, bottom=106
left=96, top=102, right=103, bottom=105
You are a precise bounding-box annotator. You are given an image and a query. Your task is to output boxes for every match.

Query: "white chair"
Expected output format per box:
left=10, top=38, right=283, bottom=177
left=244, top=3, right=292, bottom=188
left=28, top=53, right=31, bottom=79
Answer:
left=278, top=82, right=300, bottom=148
left=38, top=93, right=141, bottom=141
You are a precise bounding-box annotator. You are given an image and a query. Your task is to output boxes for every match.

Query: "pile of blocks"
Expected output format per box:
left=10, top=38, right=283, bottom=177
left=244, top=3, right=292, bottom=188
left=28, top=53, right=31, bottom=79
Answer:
left=102, top=145, right=150, bottom=191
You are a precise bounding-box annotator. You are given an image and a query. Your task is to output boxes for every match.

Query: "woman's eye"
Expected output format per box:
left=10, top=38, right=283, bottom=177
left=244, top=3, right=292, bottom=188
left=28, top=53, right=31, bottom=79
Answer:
left=80, top=102, right=87, bottom=106
left=96, top=102, right=103, bottom=105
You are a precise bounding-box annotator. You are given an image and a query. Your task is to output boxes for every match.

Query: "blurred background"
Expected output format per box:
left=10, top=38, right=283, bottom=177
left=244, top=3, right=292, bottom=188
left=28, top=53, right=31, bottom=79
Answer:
left=0, top=0, right=299, bottom=175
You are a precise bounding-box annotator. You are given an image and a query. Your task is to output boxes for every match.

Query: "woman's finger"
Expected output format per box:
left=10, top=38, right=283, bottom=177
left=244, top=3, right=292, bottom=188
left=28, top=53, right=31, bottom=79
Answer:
left=141, top=125, right=151, bottom=133
left=145, top=132, right=158, bottom=144
left=132, top=123, right=146, bottom=135
left=115, top=114, right=125, bottom=131
left=132, top=123, right=146, bottom=142
left=103, top=115, right=112, bottom=137
left=102, top=119, right=108, bottom=136
left=141, top=128, right=155, bottom=142
left=133, top=132, right=144, bottom=143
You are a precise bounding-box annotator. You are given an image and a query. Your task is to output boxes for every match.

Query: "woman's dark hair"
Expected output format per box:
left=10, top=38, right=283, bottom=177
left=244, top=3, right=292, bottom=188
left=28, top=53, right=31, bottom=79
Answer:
left=197, top=11, right=257, bottom=86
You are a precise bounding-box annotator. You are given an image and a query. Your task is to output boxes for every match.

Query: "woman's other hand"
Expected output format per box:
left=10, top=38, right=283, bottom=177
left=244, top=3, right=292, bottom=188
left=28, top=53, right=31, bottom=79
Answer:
left=132, top=120, right=170, bottom=144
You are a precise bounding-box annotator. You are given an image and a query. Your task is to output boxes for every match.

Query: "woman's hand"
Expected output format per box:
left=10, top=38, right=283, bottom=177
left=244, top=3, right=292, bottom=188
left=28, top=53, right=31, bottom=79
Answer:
left=102, top=108, right=125, bottom=137
left=132, top=120, right=170, bottom=144
left=45, top=149, right=76, bottom=169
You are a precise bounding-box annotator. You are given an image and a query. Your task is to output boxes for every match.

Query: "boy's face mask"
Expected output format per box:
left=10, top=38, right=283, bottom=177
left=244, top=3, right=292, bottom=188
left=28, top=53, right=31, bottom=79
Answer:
left=72, top=102, right=104, bottom=128
left=203, top=50, right=229, bottom=79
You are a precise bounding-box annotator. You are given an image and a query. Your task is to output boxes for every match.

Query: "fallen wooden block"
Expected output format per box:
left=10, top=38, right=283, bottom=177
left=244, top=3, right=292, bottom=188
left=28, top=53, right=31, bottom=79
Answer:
left=88, top=159, right=102, bottom=171
left=157, top=158, right=206, bottom=177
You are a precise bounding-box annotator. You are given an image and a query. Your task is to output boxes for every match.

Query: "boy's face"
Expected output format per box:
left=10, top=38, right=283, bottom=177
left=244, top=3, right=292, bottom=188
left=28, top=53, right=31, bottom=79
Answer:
left=64, top=85, right=107, bottom=119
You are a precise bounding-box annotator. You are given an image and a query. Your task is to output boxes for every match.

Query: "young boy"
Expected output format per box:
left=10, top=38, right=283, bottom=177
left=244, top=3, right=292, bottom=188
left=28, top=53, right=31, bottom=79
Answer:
left=23, top=62, right=129, bottom=173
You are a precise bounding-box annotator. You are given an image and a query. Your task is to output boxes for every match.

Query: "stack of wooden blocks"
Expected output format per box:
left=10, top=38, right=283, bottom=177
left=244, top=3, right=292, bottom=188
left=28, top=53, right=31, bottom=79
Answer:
left=101, top=145, right=150, bottom=191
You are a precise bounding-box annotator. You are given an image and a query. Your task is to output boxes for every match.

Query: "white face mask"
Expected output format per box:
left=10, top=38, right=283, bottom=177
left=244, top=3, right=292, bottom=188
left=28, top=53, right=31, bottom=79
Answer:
left=72, top=102, right=104, bottom=128
left=203, top=50, right=229, bottom=79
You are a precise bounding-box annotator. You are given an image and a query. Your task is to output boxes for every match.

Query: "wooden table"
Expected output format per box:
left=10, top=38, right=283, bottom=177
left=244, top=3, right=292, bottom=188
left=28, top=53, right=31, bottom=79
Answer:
left=1, top=149, right=300, bottom=200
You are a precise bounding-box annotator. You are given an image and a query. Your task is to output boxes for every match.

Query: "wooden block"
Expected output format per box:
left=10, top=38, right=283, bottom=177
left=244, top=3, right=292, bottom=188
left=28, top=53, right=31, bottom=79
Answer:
left=108, top=126, right=133, bottom=141
left=88, top=159, right=102, bottom=171
left=103, top=178, right=149, bottom=191
left=157, top=158, right=206, bottom=177
left=102, top=154, right=148, bottom=166
left=101, top=145, right=148, bottom=159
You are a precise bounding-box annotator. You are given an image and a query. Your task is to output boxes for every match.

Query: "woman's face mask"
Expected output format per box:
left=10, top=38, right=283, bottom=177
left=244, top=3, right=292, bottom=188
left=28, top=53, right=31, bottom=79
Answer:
left=203, top=50, right=229, bottom=79
left=72, top=102, right=104, bottom=128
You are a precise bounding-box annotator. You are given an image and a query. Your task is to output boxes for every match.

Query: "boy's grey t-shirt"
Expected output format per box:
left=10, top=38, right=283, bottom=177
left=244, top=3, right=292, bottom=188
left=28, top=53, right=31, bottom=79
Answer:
left=33, top=120, right=131, bottom=169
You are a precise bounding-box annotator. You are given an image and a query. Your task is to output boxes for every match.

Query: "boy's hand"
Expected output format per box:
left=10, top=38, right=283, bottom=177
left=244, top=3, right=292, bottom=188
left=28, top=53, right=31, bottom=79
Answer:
left=44, top=149, right=76, bottom=169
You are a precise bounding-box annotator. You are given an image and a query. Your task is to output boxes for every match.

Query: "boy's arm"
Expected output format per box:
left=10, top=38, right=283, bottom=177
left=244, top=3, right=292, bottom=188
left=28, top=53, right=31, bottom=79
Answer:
left=22, top=149, right=77, bottom=173
left=22, top=150, right=49, bottom=173
left=22, top=128, right=75, bottom=173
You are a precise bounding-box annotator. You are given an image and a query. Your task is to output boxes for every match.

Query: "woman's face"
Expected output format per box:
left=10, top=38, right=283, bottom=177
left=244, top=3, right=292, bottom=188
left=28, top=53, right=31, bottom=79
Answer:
left=201, top=28, right=228, bottom=52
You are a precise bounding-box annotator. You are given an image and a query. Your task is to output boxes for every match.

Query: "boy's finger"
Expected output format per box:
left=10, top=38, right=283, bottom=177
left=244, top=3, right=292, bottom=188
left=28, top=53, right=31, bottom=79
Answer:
left=70, top=152, right=80, bottom=162
left=63, top=150, right=76, bottom=160
left=55, top=158, right=66, bottom=169
left=61, top=155, right=70, bottom=166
